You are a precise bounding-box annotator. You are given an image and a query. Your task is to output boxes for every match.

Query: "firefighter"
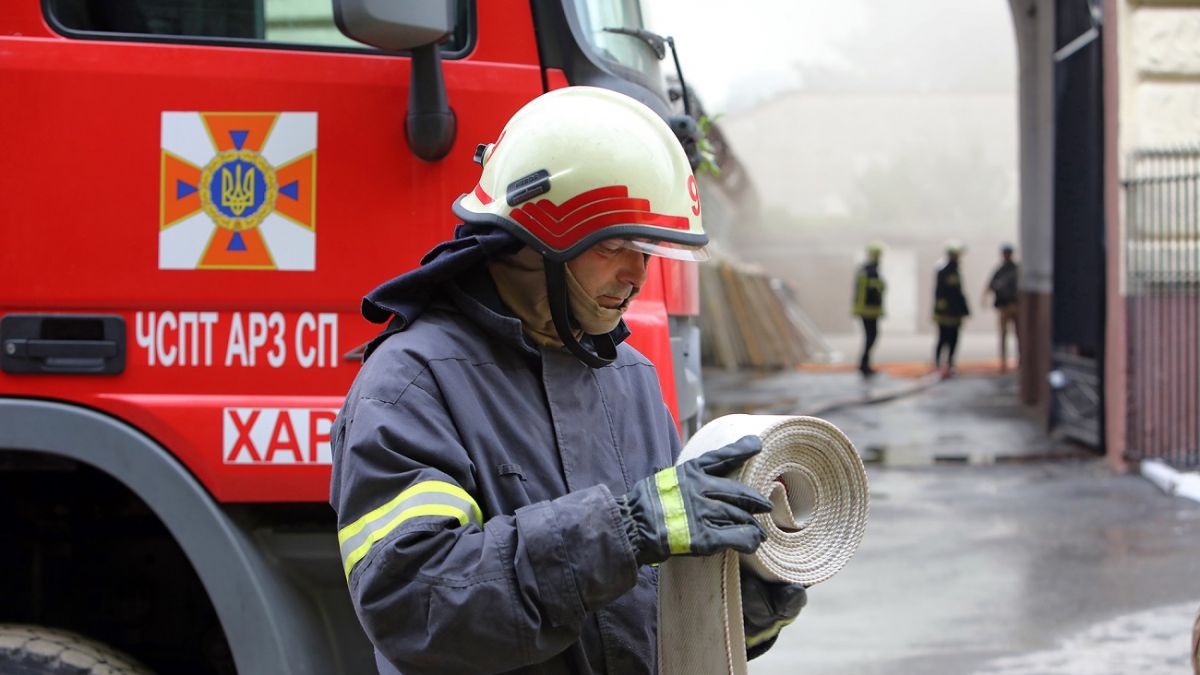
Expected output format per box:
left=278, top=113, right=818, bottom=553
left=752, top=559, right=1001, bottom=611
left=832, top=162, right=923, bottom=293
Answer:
left=933, top=241, right=970, bottom=377
left=330, top=87, right=806, bottom=675
left=982, top=243, right=1020, bottom=373
left=851, top=241, right=886, bottom=376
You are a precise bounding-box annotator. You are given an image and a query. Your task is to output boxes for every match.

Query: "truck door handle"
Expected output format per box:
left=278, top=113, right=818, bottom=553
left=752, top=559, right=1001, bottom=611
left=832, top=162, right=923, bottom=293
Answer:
left=0, top=315, right=126, bottom=375
left=5, top=339, right=118, bottom=360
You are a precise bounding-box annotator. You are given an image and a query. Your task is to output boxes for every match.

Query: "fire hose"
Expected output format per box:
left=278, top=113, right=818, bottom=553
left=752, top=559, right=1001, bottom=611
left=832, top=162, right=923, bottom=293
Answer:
left=657, top=415, right=870, bottom=674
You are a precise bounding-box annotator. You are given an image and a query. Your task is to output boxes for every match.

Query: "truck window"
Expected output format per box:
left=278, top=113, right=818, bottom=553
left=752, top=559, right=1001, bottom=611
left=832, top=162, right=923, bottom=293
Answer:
left=46, top=0, right=472, bottom=54
left=572, top=0, right=664, bottom=87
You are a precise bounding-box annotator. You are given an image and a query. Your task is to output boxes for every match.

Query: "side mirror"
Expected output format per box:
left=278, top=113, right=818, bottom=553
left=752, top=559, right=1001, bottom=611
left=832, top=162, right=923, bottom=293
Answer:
left=333, top=0, right=454, bottom=51
left=333, top=0, right=459, bottom=161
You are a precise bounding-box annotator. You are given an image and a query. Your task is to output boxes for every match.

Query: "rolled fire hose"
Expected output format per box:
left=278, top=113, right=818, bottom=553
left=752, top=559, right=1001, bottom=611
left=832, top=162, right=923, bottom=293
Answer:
left=657, top=415, right=870, bottom=674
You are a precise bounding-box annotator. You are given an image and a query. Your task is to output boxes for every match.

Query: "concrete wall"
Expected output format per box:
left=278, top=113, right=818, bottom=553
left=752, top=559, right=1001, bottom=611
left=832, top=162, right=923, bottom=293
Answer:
left=1122, top=2, right=1200, bottom=150
left=735, top=236, right=1015, bottom=338
left=722, top=90, right=1019, bottom=339
left=1009, top=0, right=1055, bottom=297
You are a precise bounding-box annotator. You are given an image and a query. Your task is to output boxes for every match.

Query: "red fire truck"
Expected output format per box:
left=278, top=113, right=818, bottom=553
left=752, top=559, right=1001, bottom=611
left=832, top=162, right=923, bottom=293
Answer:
left=0, top=1, right=705, bottom=673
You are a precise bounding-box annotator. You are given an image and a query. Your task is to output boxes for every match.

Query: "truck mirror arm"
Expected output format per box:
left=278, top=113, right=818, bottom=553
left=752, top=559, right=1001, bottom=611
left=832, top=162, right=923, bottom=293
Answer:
left=407, top=42, right=457, bottom=162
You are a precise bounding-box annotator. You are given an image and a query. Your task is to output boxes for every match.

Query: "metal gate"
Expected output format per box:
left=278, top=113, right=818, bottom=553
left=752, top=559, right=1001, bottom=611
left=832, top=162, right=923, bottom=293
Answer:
left=1124, top=147, right=1200, bottom=467
left=1050, top=0, right=1106, bottom=450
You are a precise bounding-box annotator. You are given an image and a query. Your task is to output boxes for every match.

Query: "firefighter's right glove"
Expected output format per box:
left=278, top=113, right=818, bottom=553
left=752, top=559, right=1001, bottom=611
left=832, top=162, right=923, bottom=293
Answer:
left=618, top=436, right=772, bottom=566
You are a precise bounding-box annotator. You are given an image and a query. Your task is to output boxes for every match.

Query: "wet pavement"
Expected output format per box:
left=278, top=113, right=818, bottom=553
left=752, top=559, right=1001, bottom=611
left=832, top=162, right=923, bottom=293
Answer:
left=704, top=368, right=1200, bottom=674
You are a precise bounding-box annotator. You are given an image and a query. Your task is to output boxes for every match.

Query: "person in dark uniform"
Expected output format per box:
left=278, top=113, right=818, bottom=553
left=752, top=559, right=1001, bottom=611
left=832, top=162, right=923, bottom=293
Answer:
left=852, top=242, right=885, bottom=377
left=329, top=87, right=806, bottom=675
left=933, top=241, right=970, bottom=377
left=983, top=243, right=1019, bottom=373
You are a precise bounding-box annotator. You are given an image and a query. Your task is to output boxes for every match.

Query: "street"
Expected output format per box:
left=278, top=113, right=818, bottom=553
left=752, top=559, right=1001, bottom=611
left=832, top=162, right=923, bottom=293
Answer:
left=706, top=370, right=1200, bottom=674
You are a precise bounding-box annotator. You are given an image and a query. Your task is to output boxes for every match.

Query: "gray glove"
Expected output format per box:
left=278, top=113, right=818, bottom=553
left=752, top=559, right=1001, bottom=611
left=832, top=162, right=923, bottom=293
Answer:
left=618, top=436, right=772, bottom=566
left=742, top=568, right=807, bottom=660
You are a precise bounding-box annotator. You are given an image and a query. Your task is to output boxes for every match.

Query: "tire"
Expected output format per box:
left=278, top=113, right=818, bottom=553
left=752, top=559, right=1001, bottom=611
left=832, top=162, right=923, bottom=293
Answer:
left=0, top=625, right=154, bottom=675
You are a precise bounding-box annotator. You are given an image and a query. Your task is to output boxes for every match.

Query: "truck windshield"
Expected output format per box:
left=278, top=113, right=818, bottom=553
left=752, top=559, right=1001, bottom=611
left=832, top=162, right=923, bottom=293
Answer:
left=571, top=0, right=664, bottom=87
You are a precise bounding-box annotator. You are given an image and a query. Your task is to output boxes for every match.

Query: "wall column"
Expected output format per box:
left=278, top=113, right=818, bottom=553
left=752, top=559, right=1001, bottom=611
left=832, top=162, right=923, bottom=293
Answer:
left=1009, top=0, right=1056, bottom=415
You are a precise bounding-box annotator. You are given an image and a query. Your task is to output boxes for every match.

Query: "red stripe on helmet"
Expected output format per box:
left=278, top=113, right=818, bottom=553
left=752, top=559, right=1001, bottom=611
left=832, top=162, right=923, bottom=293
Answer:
left=510, top=185, right=690, bottom=251
left=509, top=207, right=542, bottom=233
left=573, top=210, right=690, bottom=233
left=473, top=183, right=493, bottom=206
left=541, top=186, right=630, bottom=221
left=556, top=197, right=651, bottom=231
left=521, top=201, right=564, bottom=234
left=530, top=210, right=690, bottom=249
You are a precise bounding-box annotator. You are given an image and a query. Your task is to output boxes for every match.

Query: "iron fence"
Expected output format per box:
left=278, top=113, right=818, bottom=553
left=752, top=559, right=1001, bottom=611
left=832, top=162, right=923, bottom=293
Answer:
left=1124, top=147, right=1200, bottom=467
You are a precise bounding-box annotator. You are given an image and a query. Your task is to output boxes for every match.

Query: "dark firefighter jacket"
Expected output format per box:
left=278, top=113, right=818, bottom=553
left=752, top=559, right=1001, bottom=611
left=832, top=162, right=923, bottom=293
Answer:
left=933, top=259, right=970, bottom=326
left=330, top=256, right=679, bottom=674
left=851, top=262, right=885, bottom=319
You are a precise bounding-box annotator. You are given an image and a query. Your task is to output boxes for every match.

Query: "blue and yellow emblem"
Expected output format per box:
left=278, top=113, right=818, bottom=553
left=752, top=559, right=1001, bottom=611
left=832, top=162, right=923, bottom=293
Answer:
left=160, top=112, right=317, bottom=270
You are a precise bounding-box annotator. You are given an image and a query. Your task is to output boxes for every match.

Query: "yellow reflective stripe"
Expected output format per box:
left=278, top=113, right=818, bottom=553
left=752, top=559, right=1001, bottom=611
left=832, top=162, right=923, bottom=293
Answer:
left=338, top=480, right=481, bottom=546
left=854, top=272, right=867, bottom=311
left=745, top=617, right=796, bottom=648
left=341, top=503, right=472, bottom=578
left=337, top=480, right=483, bottom=579
left=655, top=467, right=691, bottom=555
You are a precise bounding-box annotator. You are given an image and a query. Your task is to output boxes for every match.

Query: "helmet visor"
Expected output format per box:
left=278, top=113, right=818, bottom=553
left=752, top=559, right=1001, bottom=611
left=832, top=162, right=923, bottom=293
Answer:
left=619, top=237, right=710, bottom=262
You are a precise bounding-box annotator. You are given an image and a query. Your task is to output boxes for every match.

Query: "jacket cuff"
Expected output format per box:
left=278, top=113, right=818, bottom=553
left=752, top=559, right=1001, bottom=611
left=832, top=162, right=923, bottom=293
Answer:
left=514, top=484, right=639, bottom=627
left=746, top=634, right=779, bottom=661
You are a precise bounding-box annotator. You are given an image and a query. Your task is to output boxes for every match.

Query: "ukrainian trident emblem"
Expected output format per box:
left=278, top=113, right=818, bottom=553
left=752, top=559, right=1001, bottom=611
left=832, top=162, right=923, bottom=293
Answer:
left=160, top=112, right=317, bottom=270
left=201, top=149, right=278, bottom=230
left=221, top=162, right=258, bottom=217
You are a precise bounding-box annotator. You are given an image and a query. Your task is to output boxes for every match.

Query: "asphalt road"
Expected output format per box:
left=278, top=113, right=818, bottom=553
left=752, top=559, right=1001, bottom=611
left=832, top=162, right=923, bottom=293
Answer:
left=712, top=373, right=1200, bottom=674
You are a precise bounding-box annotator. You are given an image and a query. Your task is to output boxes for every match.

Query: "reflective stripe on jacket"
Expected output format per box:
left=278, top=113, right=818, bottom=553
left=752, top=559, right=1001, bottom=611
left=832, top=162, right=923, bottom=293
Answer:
left=852, top=262, right=885, bottom=319
left=330, top=267, right=679, bottom=675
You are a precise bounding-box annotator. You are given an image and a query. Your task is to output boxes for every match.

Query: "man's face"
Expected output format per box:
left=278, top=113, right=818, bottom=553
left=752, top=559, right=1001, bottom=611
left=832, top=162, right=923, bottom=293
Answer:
left=566, top=240, right=649, bottom=310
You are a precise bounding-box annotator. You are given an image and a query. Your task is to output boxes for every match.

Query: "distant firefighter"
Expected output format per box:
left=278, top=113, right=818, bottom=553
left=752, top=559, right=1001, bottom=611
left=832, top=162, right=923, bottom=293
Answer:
left=852, top=242, right=885, bottom=376
left=983, top=243, right=1020, bottom=373
left=933, top=241, right=970, bottom=377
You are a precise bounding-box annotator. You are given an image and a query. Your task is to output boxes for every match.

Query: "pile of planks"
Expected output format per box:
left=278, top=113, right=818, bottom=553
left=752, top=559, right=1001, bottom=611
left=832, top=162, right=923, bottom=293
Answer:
left=699, top=254, right=831, bottom=371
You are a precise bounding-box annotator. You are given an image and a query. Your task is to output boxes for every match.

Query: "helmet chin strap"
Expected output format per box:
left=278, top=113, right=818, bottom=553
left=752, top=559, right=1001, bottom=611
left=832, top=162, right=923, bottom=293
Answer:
left=544, top=260, right=617, bottom=368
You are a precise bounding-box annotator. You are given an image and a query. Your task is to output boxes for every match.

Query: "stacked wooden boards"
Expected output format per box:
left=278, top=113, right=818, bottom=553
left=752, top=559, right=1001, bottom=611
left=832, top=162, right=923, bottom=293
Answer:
left=699, top=255, right=831, bottom=370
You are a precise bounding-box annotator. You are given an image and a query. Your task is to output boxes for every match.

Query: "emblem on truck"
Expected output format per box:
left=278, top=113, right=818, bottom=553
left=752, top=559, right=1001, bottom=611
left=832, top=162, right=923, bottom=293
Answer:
left=160, top=112, right=317, bottom=270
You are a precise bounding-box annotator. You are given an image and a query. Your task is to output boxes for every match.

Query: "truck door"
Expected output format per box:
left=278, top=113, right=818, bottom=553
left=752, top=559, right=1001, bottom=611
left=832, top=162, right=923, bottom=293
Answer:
left=0, top=0, right=545, bottom=501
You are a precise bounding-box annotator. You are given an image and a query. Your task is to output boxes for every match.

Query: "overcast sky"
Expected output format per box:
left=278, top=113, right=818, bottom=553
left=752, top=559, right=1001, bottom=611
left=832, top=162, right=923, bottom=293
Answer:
left=642, top=0, right=1018, bottom=114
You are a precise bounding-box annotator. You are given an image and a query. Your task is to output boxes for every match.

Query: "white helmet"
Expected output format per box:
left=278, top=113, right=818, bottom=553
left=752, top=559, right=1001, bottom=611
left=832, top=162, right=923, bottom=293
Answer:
left=453, top=86, right=709, bottom=262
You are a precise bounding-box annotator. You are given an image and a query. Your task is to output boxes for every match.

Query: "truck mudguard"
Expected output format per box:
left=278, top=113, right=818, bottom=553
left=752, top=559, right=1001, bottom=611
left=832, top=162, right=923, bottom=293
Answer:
left=0, top=399, right=370, bottom=675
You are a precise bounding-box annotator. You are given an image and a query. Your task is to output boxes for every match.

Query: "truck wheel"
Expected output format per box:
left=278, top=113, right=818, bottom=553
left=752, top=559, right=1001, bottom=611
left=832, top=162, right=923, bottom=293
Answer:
left=0, top=625, right=153, bottom=675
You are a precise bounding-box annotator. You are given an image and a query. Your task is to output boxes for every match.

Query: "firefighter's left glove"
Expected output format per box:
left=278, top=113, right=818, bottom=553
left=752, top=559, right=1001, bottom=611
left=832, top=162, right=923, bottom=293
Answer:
left=742, top=567, right=807, bottom=660
left=617, top=436, right=772, bottom=567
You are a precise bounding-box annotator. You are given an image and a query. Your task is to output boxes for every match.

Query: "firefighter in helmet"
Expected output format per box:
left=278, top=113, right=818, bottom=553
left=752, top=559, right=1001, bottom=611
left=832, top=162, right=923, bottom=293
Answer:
left=852, top=241, right=886, bottom=376
left=933, top=240, right=970, bottom=377
left=330, top=87, right=806, bottom=674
